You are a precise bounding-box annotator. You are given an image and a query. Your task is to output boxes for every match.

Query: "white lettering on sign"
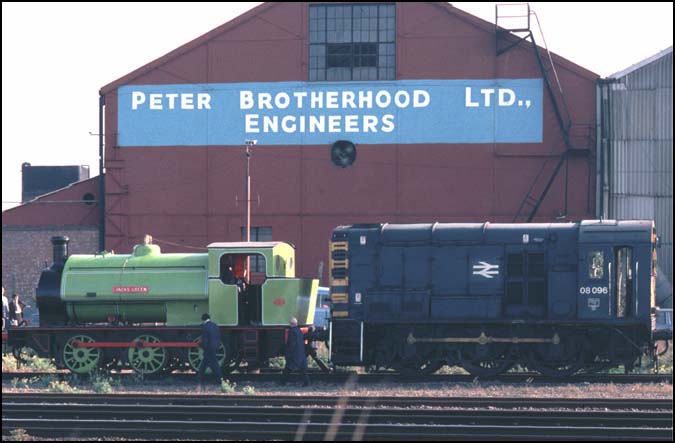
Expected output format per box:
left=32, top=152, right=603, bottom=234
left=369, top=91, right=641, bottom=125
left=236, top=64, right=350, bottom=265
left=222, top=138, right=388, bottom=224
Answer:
left=579, top=286, right=609, bottom=295
left=244, top=114, right=396, bottom=134
left=112, top=286, right=149, bottom=294
left=118, top=78, right=543, bottom=146
left=472, top=261, right=500, bottom=279
left=465, top=87, right=530, bottom=108
left=239, top=89, right=430, bottom=110
left=131, top=92, right=211, bottom=110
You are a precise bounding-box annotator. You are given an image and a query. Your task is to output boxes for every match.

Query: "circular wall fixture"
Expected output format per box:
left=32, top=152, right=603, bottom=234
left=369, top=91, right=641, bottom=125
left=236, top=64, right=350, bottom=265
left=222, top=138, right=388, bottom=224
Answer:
left=330, top=140, right=357, bottom=168
left=83, top=193, right=96, bottom=205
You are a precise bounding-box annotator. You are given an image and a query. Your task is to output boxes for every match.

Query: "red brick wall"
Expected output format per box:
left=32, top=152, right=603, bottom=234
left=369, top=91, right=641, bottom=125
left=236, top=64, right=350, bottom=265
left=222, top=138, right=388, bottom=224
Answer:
left=2, top=226, right=99, bottom=325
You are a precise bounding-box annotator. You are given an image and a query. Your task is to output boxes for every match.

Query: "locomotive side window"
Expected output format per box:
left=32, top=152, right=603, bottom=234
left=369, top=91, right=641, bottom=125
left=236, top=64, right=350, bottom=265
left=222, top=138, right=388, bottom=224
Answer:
left=240, top=226, right=272, bottom=272
left=588, top=251, right=604, bottom=279
left=615, top=247, right=633, bottom=318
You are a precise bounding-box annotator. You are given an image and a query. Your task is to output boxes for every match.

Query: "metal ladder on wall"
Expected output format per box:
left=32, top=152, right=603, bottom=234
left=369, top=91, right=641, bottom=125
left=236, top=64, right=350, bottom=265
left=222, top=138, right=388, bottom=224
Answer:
left=495, top=4, right=586, bottom=222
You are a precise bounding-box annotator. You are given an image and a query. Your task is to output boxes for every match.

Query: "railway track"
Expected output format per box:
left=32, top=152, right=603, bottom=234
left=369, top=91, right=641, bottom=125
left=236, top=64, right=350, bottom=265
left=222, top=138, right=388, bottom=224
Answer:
left=3, top=394, right=672, bottom=440
left=3, top=370, right=673, bottom=384
left=4, top=393, right=673, bottom=409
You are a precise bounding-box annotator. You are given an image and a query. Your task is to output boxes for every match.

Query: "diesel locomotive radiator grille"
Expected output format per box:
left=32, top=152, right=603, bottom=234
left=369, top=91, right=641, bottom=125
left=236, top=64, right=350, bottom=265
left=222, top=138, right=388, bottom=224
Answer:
left=330, top=241, right=349, bottom=306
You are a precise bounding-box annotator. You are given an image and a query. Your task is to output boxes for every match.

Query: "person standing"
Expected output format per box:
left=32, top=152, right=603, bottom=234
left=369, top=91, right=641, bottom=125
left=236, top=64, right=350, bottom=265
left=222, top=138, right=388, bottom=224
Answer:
left=9, top=293, right=27, bottom=327
left=197, top=313, right=223, bottom=387
left=2, top=287, right=8, bottom=330
left=281, top=317, right=310, bottom=387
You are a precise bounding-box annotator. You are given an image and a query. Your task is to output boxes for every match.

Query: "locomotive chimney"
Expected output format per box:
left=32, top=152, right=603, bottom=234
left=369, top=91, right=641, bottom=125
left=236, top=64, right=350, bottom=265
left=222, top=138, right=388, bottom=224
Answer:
left=51, top=236, right=70, bottom=265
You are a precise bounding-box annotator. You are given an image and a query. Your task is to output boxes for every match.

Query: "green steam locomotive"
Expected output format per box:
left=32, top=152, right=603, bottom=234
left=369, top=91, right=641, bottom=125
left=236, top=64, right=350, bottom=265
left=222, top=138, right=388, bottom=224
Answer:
left=9, top=236, right=317, bottom=375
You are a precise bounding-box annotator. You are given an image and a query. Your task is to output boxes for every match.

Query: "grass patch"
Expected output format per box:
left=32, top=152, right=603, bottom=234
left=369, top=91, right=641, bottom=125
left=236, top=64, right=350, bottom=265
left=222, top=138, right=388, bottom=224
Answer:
left=221, top=379, right=237, bottom=393
left=91, top=373, right=113, bottom=394
left=47, top=380, right=77, bottom=393
left=7, top=428, right=32, bottom=441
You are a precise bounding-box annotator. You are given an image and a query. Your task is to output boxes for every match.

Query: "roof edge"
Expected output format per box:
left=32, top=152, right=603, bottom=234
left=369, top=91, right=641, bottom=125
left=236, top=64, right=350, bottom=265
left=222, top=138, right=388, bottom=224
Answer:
left=101, top=2, right=599, bottom=94
left=3, top=176, right=99, bottom=214
left=609, top=45, right=673, bottom=79
left=100, top=2, right=270, bottom=95
left=437, top=3, right=599, bottom=81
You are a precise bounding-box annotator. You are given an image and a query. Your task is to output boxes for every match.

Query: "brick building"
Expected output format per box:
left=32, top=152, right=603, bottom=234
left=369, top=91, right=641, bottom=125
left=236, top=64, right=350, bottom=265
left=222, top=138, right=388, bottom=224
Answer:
left=4, top=3, right=599, bottom=303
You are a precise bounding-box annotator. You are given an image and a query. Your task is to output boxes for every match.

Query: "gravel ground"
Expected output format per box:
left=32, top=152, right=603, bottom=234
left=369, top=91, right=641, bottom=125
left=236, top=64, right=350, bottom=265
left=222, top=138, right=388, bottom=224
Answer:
left=3, top=378, right=672, bottom=399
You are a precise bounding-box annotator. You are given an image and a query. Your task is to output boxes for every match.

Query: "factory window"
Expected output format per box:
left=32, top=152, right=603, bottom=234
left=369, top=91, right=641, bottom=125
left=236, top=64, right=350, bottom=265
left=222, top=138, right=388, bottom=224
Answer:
left=240, top=227, right=272, bottom=273
left=309, top=4, right=396, bottom=81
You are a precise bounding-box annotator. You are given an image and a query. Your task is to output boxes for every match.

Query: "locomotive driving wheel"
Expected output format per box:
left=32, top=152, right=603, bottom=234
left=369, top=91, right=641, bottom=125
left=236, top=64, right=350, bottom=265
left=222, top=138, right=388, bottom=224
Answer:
left=128, top=334, right=168, bottom=376
left=398, top=358, right=445, bottom=376
left=61, top=334, right=101, bottom=374
left=459, top=342, right=514, bottom=377
left=187, top=338, right=228, bottom=374
left=528, top=333, right=585, bottom=378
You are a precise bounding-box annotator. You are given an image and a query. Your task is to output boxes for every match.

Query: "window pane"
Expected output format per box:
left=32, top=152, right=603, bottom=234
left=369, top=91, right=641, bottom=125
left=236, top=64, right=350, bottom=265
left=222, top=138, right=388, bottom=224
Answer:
left=309, top=3, right=395, bottom=81
left=588, top=251, right=604, bottom=279
left=327, top=43, right=352, bottom=68
left=327, top=67, right=351, bottom=81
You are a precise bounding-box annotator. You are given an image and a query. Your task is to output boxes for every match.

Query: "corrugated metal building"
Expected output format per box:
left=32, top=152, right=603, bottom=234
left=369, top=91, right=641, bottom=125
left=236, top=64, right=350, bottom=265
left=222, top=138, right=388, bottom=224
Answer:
left=4, top=2, right=599, bottom=285
left=598, top=46, right=673, bottom=300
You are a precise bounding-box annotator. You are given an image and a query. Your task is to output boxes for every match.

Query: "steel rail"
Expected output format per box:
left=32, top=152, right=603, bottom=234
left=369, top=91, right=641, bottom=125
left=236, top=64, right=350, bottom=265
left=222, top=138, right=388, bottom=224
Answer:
left=4, top=394, right=671, bottom=441
left=5, top=403, right=673, bottom=427
left=2, top=393, right=672, bottom=410
left=2, top=418, right=672, bottom=441
left=3, top=371, right=673, bottom=385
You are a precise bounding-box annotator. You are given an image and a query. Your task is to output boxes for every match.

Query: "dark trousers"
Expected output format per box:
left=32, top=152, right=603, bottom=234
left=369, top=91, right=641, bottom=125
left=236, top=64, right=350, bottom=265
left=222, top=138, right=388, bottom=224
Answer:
left=197, top=349, right=222, bottom=383
left=282, top=366, right=310, bottom=386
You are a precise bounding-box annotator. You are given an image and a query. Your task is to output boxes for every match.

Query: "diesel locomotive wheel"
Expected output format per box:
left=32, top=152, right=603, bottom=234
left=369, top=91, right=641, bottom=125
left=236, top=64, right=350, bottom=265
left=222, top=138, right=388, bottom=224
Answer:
left=528, top=334, right=585, bottom=378
left=61, top=334, right=101, bottom=374
left=398, top=358, right=445, bottom=376
left=128, top=334, right=168, bottom=376
left=370, top=334, right=401, bottom=372
left=459, top=343, right=514, bottom=377
left=187, top=338, right=227, bottom=374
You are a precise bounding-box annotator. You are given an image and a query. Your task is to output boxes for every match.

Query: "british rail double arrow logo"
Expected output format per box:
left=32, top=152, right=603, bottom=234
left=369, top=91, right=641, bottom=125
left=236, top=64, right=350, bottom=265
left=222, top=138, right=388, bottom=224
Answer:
left=472, top=261, right=500, bottom=279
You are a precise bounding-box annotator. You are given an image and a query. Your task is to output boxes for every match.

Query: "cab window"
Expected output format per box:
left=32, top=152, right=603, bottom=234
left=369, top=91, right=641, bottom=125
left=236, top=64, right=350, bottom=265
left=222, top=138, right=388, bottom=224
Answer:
left=588, top=251, right=604, bottom=279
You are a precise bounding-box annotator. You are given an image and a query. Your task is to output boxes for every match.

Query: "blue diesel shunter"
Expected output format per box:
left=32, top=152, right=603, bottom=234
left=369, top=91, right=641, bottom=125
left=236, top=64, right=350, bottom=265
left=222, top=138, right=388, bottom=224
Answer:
left=328, top=220, right=664, bottom=376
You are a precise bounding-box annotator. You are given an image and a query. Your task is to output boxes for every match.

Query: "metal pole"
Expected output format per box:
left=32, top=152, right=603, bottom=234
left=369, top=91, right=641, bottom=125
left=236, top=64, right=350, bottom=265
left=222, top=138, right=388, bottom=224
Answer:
left=246, top=145, right=251, bottom=281
left=98, top=94, right=106, bottom=252
left=244, top=140, right=257, bottom=282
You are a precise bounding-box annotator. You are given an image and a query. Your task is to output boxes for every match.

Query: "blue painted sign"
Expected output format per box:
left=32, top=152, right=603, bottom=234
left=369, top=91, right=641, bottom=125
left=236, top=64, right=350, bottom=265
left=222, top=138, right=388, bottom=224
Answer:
left=118, top=79, right=542, bottom=146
